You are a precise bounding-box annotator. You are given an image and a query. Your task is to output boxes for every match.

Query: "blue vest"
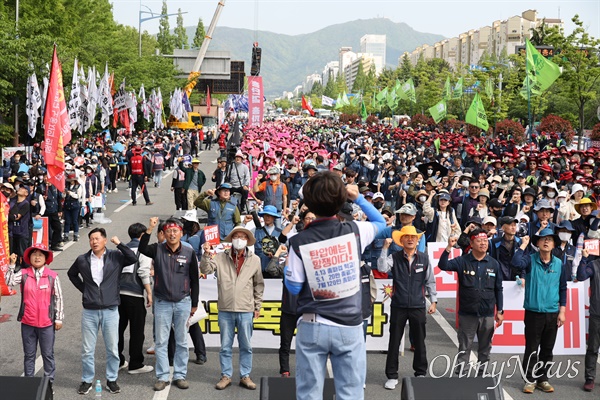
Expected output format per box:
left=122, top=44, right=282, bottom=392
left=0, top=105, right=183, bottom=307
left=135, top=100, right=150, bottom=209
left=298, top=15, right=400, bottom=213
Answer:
left=264, top=183, right=284, bottom=211
left=290, top=218, right=363, bottom=326
left=208, top=199, right=237, bottom=240
left=524, top=253, right=562, bottom=313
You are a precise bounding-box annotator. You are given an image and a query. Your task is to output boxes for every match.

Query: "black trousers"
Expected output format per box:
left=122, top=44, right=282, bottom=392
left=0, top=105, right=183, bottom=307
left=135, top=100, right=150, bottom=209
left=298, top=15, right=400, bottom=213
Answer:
left=279, top=312, right=298, bottom=374
left=230, top=186, right=248, bottom=213
left=46, top=212, right=62, bottom=247
left=174, top=187, right=187, bottom=210
left=131, top=174, right=150, bottom=204
left=204, top=138, right=212, bottom=150
left=385, top=307, right=427, bottom=379
left=118, top=295, right=147, bottom=370
left=109, top=167, right=118, bottom=190
left=168, top=323, right=206, bottom=361
left=523, top=310, right=559, bottom=382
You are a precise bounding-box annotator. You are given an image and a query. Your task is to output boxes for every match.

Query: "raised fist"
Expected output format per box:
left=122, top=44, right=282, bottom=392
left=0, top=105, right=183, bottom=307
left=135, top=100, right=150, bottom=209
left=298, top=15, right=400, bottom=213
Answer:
left=447, top=236, right=458, bottom=249
left=110, top=236, right=121, bottom=246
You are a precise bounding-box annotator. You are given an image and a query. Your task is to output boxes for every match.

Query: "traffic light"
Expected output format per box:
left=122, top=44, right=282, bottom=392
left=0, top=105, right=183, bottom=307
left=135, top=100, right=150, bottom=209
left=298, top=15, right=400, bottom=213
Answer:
left=251, top=46, right=262, bottom=76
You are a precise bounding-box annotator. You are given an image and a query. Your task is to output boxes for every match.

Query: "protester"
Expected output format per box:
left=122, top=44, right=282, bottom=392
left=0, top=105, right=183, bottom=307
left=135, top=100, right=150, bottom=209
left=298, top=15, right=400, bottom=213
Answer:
left=378, top=225, right=437, bottom=389
left=284, top=172, right=386, bottom=400
left=6, top=245, right=64, bottom=394
left=182, top=159, right=206, bottom=210
left=138, top=217, right=200, bottom=391
left=440, top=230, right=504, bottom=375
left=67, top=228, right=138, bottom=394
left=194, top=183, right=241, bottom=240
left=200, top=226, right=264, bottom=390
left=512, top=229, right=567, bottom=394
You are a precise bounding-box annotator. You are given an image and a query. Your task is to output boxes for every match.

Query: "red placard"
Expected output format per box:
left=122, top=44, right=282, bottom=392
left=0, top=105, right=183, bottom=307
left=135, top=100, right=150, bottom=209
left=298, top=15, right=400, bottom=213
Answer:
left=204, top=225, right=220, bottom=246
left=31, top=217, right=50, bottom=249
left=584, top=239, right=600, bottom=256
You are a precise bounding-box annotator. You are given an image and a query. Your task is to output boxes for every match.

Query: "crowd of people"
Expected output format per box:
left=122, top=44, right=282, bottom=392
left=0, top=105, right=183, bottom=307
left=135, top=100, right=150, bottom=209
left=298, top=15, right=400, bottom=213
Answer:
left=2, top=116, right=600, bottom=398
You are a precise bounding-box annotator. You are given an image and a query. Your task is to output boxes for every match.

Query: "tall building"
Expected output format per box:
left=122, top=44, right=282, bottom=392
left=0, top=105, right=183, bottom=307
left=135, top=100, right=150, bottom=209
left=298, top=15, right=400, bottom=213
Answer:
left=403, top=9, right=564, bottom=68
left=322, top=61, right=339, bottom=87
left=360, top=34, right=386, bottom=74
left=345, top=54, right=375, bottom=90
left=339, top=47, right=356, bottom=77
left=303, top=73, right=322, bottom=94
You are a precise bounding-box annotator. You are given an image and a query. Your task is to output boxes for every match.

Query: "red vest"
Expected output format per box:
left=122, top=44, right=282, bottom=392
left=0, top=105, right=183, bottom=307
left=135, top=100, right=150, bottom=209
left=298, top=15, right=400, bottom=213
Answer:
left=18, top=267, right=57, bottom=328
left=131, top=155, right=144, bottom=175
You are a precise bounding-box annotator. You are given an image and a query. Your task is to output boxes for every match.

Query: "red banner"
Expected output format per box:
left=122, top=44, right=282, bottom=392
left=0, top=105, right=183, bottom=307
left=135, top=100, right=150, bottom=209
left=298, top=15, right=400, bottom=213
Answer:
left=0, top=192, right=14, bottom=296
left=43, top=46, right=70, bottom=192
left=247, top=76, right=264, bottom=127
left=206, top=86, right=211, bottom=115
left=301, top=95, right=315, bottom=116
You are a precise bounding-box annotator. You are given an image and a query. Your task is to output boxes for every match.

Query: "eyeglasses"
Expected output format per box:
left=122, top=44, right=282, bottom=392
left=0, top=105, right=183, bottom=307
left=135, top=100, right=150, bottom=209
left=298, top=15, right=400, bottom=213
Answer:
left=470, top=186, right=479, bottom=189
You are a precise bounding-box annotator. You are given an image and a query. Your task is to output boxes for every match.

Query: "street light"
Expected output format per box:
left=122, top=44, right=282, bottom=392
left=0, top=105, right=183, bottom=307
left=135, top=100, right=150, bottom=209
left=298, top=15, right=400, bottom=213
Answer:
left=138, top=0, right=186, bottom=57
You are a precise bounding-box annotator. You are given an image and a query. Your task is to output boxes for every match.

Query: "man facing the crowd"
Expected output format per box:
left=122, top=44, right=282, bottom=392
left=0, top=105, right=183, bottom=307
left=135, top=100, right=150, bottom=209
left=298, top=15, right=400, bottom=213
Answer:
left=194, top=183, right=241, bottom=241
left=378, top=225, right=437, bottom=389
left=67, top=228, right=138, bottom=395
left=183, top=159, right=206, bottom=210
left=440, top=230, right=504, bottom=376
left=201, top=226, right=264, bottom=390
left=139, top=217, right=200, bottom=392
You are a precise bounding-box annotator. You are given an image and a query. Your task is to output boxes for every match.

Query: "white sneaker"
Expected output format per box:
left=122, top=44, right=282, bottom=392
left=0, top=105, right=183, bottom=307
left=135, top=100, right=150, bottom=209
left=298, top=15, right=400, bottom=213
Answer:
left=128, top=365, right=154, bottom=374
left=384, top=379, right=398, bottom=390
left=108, top=189, right=112, bottom=193
left=114, top=188, right=118, bottom=193
left=119, top=361, right=129, bottom=370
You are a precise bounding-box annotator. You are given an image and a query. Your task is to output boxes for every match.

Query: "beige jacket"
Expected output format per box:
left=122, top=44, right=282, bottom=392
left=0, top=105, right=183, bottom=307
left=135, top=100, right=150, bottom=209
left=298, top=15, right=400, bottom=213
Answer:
left=200, top=248, right=264, bottom=312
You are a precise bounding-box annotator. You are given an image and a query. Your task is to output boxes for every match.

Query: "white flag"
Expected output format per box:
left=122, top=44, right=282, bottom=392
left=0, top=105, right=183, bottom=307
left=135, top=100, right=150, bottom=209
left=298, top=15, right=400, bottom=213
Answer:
left=139, top=85, right=150, bottom=122
left=86, top=67, right=98, bottom=131
left=25, top=71, right=42, bottom=138
left=40, top=63, right=50, bottom=124
left=128, top=91, right=138, bottom=126
left=321, top=95, right=334, bottom=107
left=155, top=88, right=164, bottom=129
left=78, top=66, right=89, bottom=134
left=98, top=63, right=112, bottom=128
left=68, top=59, right=81, bottom=130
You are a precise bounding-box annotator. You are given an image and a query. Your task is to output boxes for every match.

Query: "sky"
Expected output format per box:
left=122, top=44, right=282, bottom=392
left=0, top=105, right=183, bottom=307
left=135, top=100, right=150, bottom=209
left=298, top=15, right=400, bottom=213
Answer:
left=111, top=0, right=600, bottom=40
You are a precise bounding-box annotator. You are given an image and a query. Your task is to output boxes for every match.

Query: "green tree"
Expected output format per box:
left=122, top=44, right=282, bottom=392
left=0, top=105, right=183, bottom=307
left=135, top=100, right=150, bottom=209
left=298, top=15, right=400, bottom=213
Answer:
left=174, top=8, right=189, bottom=50
left=192, top=17, right=205, bottom=49
left=546, top=14, right=600, bottom=145
left=334, top=72, right=348, bottom=96
left=157, top=0, right=174, bottom=54
left=398, top=53, right=413, bottom=81
left=352, top=62, right=367, bottom=93
left=530, top=19, right=549, bottom=46
left=323, top=71, right=336, bottom=98
left=311, top=81, right=324, bottom=97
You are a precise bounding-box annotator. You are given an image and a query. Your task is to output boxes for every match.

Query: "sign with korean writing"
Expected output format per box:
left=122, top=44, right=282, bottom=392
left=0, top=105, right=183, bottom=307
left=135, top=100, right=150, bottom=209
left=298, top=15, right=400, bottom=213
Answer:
left=298, top=233, right=360, bottom=301
left=584, top=239, right=600, bottom=256
left=204, top=225, right=220, bottom=246
left=428, top=242, right=460, bottom=298
left=491, top=281, right=587, bottom=355
left=31, top=217, right=49, bottom=249
left=247, top=76, right=264, bottom=127
left=1, top=146, right=34, bottom=163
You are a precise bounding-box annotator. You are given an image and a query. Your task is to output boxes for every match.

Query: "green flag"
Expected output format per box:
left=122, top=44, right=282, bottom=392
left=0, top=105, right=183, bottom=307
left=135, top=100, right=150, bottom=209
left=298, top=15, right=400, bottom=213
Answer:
left=350, top=94, right=361, bottom=107
left=361, top=100, right=368, bottom=121
left=452, top=77, right=463, bottom=99
left=442, top=77, right=451, bottom=100
left=387, top=90, right=397, bottom=108
left=434, top=137, right=441, bottom=155
left=394, top=79, right=403, bottom=96
left=341, top=91, right=350, bottom=106
left=376, top=87, right=388, bottom=102
left=465, top=93, right=489, bottom=131
left=485, top=78, right=494, bottom=99
left=428, top=100, right=447, bottom=124
left=334, top=93, right=343, bottom=109
left=521, top=39, right=562, bottom=99
left=402, top=78, right=416, bottom=103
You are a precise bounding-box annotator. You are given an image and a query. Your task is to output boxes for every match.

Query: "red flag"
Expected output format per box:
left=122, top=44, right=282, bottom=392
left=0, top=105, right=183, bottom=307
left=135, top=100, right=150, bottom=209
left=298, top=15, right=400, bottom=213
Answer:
left=43, top=45, right=70, bottom=192
left=206, top=87, right=211, bottom=115
left=0, top=191, right=15, bottom=296
left=120, top=109, right=130, bottom=133
left=302, top=95, right=315, bottom=116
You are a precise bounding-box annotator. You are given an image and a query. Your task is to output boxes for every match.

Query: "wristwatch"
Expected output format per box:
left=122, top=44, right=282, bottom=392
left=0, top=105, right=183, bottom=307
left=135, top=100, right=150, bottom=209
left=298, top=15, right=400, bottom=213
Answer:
left=497, top=310, right=504, bottom=315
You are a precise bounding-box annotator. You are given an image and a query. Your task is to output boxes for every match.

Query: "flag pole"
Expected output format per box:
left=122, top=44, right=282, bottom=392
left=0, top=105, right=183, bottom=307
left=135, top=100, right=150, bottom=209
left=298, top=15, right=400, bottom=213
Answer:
left=527, top=42, right=532, bottom=141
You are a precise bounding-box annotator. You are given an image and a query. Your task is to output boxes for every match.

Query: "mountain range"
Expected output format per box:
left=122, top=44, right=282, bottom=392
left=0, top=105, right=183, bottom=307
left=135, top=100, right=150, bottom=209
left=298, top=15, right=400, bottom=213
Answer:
left=184, top=18, right=445, bottom=96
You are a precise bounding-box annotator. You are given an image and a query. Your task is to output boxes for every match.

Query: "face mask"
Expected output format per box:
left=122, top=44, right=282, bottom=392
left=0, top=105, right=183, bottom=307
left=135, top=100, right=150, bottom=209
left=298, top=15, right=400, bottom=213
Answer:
left=415, top=179, right=423, bottom=185
left=232, top=238, right=247, bottom=250
left=418, top=196, right=427, bottom=202
left=558, top=232, right=571, bottom=242
left=547, top=191, right=556, bottom=198
left=427, top=169, right=433, bottom=175
left=493, top=209, right=502, bottom=217
left=378, top=160, right=384, bottom=165
left=373, top=202, right=384, bottom=209
left=557, top=198, right=565, bottom=204
left=270, top=175, right=278, bottom=182
left=389, top=171, right=395, bottom=177
left=462, top=180, right=470, bottom=188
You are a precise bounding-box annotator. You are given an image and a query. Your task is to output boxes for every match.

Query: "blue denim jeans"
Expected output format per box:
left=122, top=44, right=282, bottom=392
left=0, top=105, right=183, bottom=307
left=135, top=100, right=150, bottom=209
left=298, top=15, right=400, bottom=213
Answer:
left=81, top=307, right=120, bottom=383
left=296, top=320, right=365, bottom=400
left=154, top=296, right=191, bottom=381
left=218, top=311, right=254, bottom=378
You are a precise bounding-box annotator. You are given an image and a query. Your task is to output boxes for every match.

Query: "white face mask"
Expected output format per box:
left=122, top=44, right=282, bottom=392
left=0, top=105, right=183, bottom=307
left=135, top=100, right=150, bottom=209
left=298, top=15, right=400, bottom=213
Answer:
left=389, top=171, right=395, bottom=176
left=418, top=195, right=427, bottom=202
left=427, top=169, right=433, bottom=175
left=557, top=198, right=565, bottom=204
left=547, top=191, right=556, bottom=198
left=558, top=232, right=571, bottom=242
left=270, top=175, right=278, bottom=182
left=462, top=180, right=470, bottom=188
left=232, top=238, right=247, bottom=250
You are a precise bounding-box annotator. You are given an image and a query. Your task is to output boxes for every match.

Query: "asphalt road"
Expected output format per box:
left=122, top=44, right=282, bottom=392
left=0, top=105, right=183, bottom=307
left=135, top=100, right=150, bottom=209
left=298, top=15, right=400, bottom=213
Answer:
left=0, top=147, right=597, bottom=400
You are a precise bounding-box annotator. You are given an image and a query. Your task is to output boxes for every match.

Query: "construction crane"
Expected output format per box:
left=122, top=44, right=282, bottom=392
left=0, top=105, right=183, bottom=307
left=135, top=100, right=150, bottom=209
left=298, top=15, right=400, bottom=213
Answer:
left=184, top=0, right=227, bottom=99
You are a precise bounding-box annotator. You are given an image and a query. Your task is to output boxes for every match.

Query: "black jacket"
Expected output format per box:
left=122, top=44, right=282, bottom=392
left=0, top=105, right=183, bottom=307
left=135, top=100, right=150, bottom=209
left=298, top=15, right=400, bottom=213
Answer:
left=68, top=243, right=138, bottom=310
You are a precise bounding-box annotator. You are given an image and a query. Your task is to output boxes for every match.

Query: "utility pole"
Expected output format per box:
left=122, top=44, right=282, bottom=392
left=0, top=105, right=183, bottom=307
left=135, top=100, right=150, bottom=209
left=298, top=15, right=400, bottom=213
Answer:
left=138, top=1, right=185, bottom=57
left=13, top=0, right=19, bottom=146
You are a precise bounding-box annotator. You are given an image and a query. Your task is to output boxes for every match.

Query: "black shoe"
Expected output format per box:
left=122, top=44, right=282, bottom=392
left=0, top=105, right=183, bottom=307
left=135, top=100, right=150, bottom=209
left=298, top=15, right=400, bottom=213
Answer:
left=106, top=380, right=121, bottom=394
left=48, top=381, right=54, bottom=395
left=51, top=246, right=63, bottom=251
left=77, top=381, right=92, bottom=394
left=194, top=355, right=207, bottom=365
left=132, top=202, right=137, bottom=206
